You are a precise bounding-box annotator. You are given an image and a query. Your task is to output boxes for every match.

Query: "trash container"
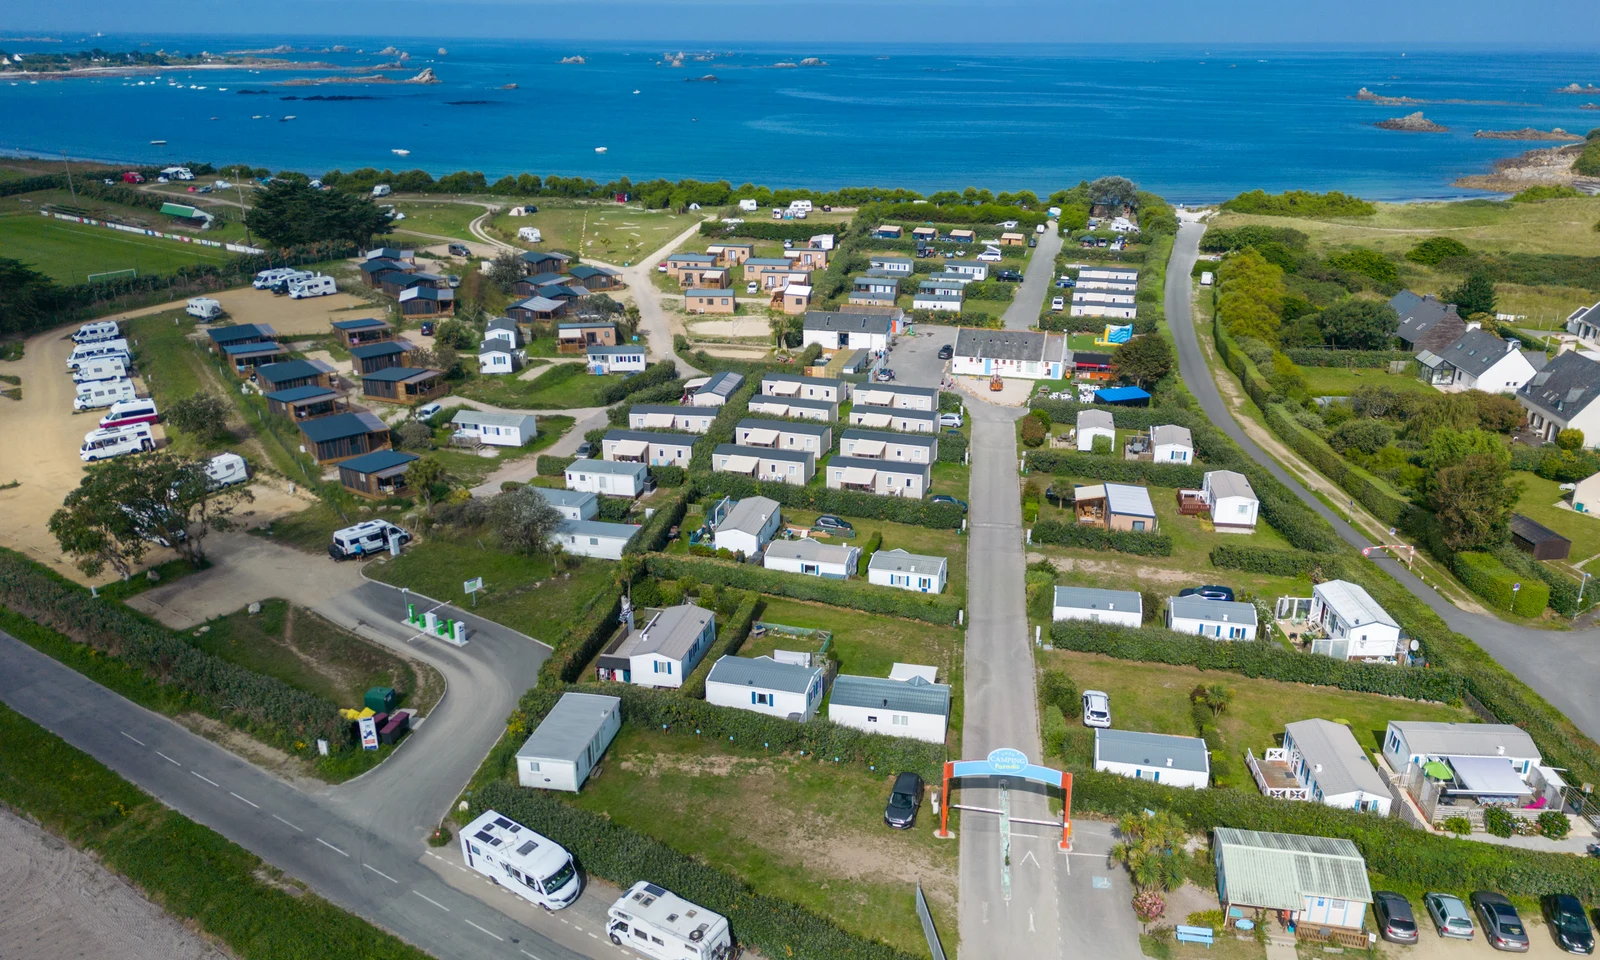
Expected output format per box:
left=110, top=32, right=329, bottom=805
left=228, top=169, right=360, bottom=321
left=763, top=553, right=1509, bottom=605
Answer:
left=364, top=686, right=397, bottom=713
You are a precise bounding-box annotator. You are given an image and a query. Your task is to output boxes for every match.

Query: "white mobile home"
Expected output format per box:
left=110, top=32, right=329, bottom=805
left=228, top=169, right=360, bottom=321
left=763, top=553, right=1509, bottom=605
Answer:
left=595, top=604, right=716, bottom=688
left=1262, top=718, right=1393, bottom=814
left=1382, top=721, right=1541, bottom=796
left=1076, top=409, right=1115, bottom=452
left=735, top=418, right=832, bottom=455
left=828, top=673, right=950, bottom=744
left=825, top=456, right=930, bottom=498
left=688, top=370, right=745, bottom=407
left=711, top=444, right=815, bottom=485
left=1052, top=586, right=1142, bottom=628
left=1167, top=596, right=1258, bottom=640
left=802, top=311, right=893, bottom=353
left=867, top=548, right=947, bottom=594
left=944, top=260, right=989, bottom=281
left=848, top=405, right=938, bottom=433
left=1151, top=424, right=1194, bottom=463
left=1094, top=728, right=1210, bottom=789
left=850, top=382, right=939, bottom=412
left=838, top=428, right=937, bottom=465
left=628, top=405, right=716, bottom=434
left=747, top=394, right=837, bottom=421
left=603, top=429, right=697, bottom=468
left=452, top=409, right=538, bottom=447
left=551, top=519, right=640, bottom=560
left=515, top=692, right=622, bottom=792
left=1202, top=470, right=1259, bottom=533
left=484, top=316, right=521, bottom=346
left=705, top=655, right=825, bottom=721
left=538, top=488, right=599, bottom=521
left=459, top=810, right=582, bottom=910
left=1308, top=580, right=1401, bottom=661
left=712, top=495, right=782, bottom=557
left=588, top=344, right=648, bottom=375
left=478, top=339, right=520, bottom=375
left=565, top=458, right=650, bottom=497
left=1071, top=290, right=1139, bottom=319
left=764, top=538, right=860, bottom=579
left=760, top=372, right=846, bottom=406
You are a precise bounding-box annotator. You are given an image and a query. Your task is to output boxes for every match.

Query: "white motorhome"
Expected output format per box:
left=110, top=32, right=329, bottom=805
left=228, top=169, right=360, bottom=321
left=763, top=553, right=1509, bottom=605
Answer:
left=517, top=226, right=543, bottom=243
left=186, top=297, right=224, bottom=320
left=372, top=184, right=392, bottom=197
left=74, top=378, right=138, bottom=411
left=66, top=339, right=131, bottom=369
left=160, top=166, right=194, bottom=181
left=327, top=520, right=411, bottom=561
left=288, top=275, right=337, bottom=299
left=72, top=320, right=122, bottom=344
left=204, top=452, right=250, bottom=489
left=459, top=810, right=582, bottom=911
left=607, top=882, right=733, bottom=960
left=99, top=398, right=159, bottom=429
left=72, top=356, right=129, bottom=384
left=80, top=422, right=154, bottom=461
left=253, top=267, right=297, bottom=289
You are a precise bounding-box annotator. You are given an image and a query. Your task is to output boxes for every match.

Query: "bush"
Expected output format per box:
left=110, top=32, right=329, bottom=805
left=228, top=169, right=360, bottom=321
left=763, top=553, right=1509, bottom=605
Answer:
left=1040, top=668, right=1079, bottom=719
left=1493, top=543, right=1584, bottom=617
left=1283, top=348, right=1412, bottom=368
left=1029, top=450, right=1205, bottom=488
left=538, top=585, right=624, bottom=685
left=1407, top=236, right=1472, bottom=265
left=1209, top=544, right=1348, bottom=580
left=1020, top=416, right=1046, bottom=447
left=1199, top=225, right=1310, bottom=253
left=626, top=489, right=691, bottom=556
left=1483, top=806, right=1515, bottom=838
left=597, top=360, right=679, bottom=405
left=1328, top=419, right=1394, bottom=456
left=693, top=472, right=965, bottom=530
left=1540, top=810, right=1572, bottom=840
left=1452, top=552, right=1550, bottom=617
left=1327, top=248, right=1399, bottom=286
left=651, top=464, right=687, bottom=487
left=1220, top=190, right=1376, bottom=218
left=1032, top=519, right=1173, bottom=557
left=1442, top=816, right=1472, bottom=837
left=536, top=454, right=576, bottom=476
left=938, top=430, right=969, bottom=463
left=858, top=530, right=883, bottom=577
left=643, top=554, right=961, bottom=625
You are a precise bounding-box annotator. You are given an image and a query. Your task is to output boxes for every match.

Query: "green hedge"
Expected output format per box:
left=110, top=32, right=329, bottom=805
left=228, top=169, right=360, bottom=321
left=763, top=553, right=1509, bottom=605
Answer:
left=1283, top=348, right=1412, bottom=368
left=1048, top=619, right=1465, bottom=702
left=679, top=591, right=762, bottom=699
left=858, top=531, right=884, bottom=577
left=652, top=464, right=688, bottom=487
left=536, top=454, right=576, bottom=476
left=0, top=704, right=438, bottom=960
left=643, top=554, right=962, bottom=625
left=1453, top=552, right=1550, bottom=617
left=693, top=472, right=965, bottom=530
left=1209, top=544, right=1349, bottom=580
left=1031, top=518, right=1173, bottom=557
left=937, top=430, right=969, bottom=463
left=1493, top=544, right=1583, bottom=617
left=538, top=585, right=625, bottom=685
left=699, top=220, right=826, bottom=242
left=1027, top=450, right=1205, bottom=488
left=598, top=360, right=679, bottom=405
left=1029, top=398, right=1201, bottom=431
left=689, top=378, right=762, bottom=470
left=0, top=549, right=345, bottom=751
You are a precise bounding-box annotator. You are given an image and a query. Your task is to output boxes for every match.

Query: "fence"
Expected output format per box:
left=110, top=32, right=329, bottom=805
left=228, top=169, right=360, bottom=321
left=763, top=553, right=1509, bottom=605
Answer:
left=42, top=210, right=265, bottom=255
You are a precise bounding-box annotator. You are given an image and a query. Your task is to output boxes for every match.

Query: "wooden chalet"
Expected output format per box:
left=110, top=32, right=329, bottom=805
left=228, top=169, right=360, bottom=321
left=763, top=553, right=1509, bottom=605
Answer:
left=360, top=366, right=449, bottom=406
left=338, top=450, right=420, bottom=500
left=350, top=341, right=411, bottom=375
left=298, top=410, right=391, bottom=465
left=331, top=317, right=394, bottom=347
left=265, top=384, right=349, bottom=421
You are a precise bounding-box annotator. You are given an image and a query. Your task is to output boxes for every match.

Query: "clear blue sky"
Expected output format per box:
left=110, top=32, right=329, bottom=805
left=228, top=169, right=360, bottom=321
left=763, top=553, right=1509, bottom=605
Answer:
left=5, top=0, right=1599, bottom=45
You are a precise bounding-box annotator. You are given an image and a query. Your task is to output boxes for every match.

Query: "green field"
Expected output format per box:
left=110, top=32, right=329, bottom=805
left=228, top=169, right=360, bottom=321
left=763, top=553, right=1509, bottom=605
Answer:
left=490, top=202, right=701, bottom=264
left=1299, top=365, right=1439, bottom=398
left=452, top=362, right=621, bottom=409
left=0, top=212, right=236, bottom=284
left=390, top=199, right=486, bottom=243
left=1514, top=471, right=1600, bottom=570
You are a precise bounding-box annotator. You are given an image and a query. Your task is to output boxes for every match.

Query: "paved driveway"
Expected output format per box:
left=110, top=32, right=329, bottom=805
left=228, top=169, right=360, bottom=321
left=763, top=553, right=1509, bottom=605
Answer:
left=886, top=325, right=958, bottom=389
left=1003, top=223, right=1063, bottom=330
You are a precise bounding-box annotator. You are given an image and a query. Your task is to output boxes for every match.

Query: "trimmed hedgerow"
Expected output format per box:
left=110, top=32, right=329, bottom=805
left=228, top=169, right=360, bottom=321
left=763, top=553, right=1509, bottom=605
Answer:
left=1208, top=544, right=1349, bottom=580
left=643, top=554, right=961, bottom=625
left=1493, top=543, right=1583, bottom=618
left=1453, top=552, right=1549, bottom=618
left=1283, top=348, right=1412, bottom=368
left=1031, top=519, right=1173, bottom=557
left=1027, top=450, right=1205, bottom=488
left=651, top=464, right=688, bottom=487
left=678, top=590, right=762, bottom=700
left=694, top=472, right=965, bottom=530
left=538, top=585, right=625, bottom=685
left=537, top=454, right=576, bottom=476
left=597, top=360, right=679, bottom=405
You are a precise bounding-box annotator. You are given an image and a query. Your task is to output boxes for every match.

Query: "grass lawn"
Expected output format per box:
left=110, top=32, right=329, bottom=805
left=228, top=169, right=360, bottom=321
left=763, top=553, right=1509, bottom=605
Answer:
left=0, top=210, right=236, bottom=284
left=492, top=203, right=700, bottom=264
left=565, top=726, right=959, bottom=957
left=452, top=363, right=619, bottom=409
left=0, top=185, right=253, bottom=244
left=775, top=506, right=968, bottom=597
left=1299, top=366, right=1438, bottom=398
left=365, top=535, right=614, bottom=643
left=422, top=414, right=574, bottom=487
left=1042, top=649, right=1476, bottom=789
left=1514, top=471, right=1600, bottom=569
left=389, top=199, right=483, bottom=243
left=930, top=461, right=970, bottom=501
left=187, top=598, right=444, bottom=712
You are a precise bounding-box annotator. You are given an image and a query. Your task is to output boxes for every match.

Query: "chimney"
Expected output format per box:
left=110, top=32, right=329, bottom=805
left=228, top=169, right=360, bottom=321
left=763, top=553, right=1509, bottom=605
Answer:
left=1166, top=758, right=1174, bottom=767
left=1314, top=764, right=1323, bottom=773
left=1498, top=745, right=1506, bottom=755
left=1506, top=338, right=1519, bottom=353
left=1465, top=320, right=1482, bottom=331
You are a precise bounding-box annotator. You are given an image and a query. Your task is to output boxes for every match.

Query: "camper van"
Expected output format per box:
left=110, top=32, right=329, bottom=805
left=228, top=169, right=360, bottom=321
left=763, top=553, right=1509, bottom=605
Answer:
left=99, top=398, right=159, bottom=429
left=161, top=166, right=195, bottom=181
left=74, top=378, right=138, bottom=411
left=607, top=882, right=733, bottom=960
left=459, top=810, right=582, bottom=911
left=328, top=520, right=411, bottom=561
left=67, top=339, right=131, bottom=370
left=288, top=275, right=337, bottom=299
left=72, top=320, right=122, bottom=344
left=204, top=452, right=249, bottom=489
left=186, top=297, right=224, bottom=320
left=253, top=267, right=297, bottom=289
left=372, top=184, right=392, bottom=198
left=80, top=423, right=154, bottom=461
left=517, top=226, right=543, bottom=243
left=72, top=356, right=130, bottom=384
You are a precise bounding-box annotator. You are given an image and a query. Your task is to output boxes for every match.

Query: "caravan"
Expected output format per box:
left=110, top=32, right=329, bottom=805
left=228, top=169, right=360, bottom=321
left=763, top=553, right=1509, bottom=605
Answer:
left=72, top=320, right=122, bottom=344
left=459, top=810, right=582, bottom=911
left=99, top=398, right=159, bottom=429
left=204, top=452, right=250, bottom=489
left=80, top=423, right=154, bottom=461
left=74, top=378, right=138, bottom=411
left=288, top=275, right=337, bottom=299
left=607, top=882, right=733, bottom=960
left=160, top=166, right=194, bottom=181
left=66, top=339, right=131, bottom=370
left=517, top=226, right=543, bottom=243
left=72, top=356, right=129, bottom=384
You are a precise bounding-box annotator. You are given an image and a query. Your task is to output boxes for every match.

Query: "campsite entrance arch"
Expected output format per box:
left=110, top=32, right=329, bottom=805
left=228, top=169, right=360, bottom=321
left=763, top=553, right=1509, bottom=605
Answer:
left=935, top=747, right=1073, bottom=850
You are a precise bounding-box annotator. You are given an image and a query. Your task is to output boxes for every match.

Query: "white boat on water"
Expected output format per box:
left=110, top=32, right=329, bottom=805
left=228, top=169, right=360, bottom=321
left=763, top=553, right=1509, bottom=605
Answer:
left=150, top=139, right=166, bottom=145
left=392, top=149, right=410, bottom=156
left=595, top=146, right=607, bottom=153
left=281, top=115, right=296, bottom=121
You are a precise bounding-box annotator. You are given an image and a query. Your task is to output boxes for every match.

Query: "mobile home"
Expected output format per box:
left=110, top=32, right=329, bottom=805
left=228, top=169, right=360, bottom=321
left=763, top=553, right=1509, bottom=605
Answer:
left=516, top=691, right=622, bottom=792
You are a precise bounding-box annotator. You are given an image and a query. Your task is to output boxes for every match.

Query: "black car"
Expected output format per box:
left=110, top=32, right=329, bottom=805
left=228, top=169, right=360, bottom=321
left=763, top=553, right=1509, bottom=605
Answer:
left=931, top=495, right=968, bottom=512
left=1472, top=892, right=1530, bottom=952
left=996, top=269, right=1024, bottom=282
left=1028, top=237, right=1038, bottom=247
left=447, top=242, right=471, bottom=257
left=1179, top=585, right=1235, bottom=602
left=937, top=344, right=954, bottom=360
left=814, top=515, right=853, bottom=532
left=1545, top=894, right=1594, bottom=954
left=1374, top=892, right=1420, bottom=945
left=884, top=772, right=924, bottom=829
left=420, top=321, right=436, bottom=336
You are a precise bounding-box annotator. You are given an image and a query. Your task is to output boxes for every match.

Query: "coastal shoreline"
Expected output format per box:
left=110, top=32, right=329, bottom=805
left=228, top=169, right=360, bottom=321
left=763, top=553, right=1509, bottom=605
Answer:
left=1452, top=141, right=1593, bottom=193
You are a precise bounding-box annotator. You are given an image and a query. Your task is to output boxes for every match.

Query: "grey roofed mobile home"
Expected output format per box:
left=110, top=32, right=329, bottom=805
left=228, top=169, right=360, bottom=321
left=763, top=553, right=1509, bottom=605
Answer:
left=762, top=372, right=845, bottom=391
left=829, top=454, right=930, bottom=478
left=713, top=443, right=813, bottom=466
left=1386, top=720, right=1539, bottom=759
left=1169, top=595, right=1258, bottom=625
left=707, top=655, right=821, bottom=694
left=516, top=692, right=621, bottom=765
left=1204, top=470, right=1256, bottom=502
left=569, top=458, right=649, bottom=476
left=452, top=409, right=537, bottom=432
left=536, top=488, right=598, bottom=512
left=699, top=370, right=745, bottom=400
left=840, top=427, right=936, bottom=451
left=1282, top=718, right=1390, bottom=799
left=1053, top=586, right=1142, bottom=616
left=852, top=381, right=939, bottom=405
left=829, top=673, right=950, bottom=716
left=612, top=604, right=716, bottom=661
left=1151, top=424, right=1193, bottom=448
left=478, top=339, right=515, bottom=355
left=764, top=538, right=857, bottom=566
left=803, top=311, right=894, bottom=336
left=1077, top=409, right=1115, bottom=432
left=718, top=495, right=782, bottom=537
left=1095, top=728, right=1211, bottom=774
left=736, top=417, right=832, bottom=440
left=867, top=548, right=946, bottom=579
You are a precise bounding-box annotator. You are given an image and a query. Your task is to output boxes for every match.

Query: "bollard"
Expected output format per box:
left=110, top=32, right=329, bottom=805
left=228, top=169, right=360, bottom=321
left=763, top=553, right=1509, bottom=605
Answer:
left=453, top=620, right=468, bottom=644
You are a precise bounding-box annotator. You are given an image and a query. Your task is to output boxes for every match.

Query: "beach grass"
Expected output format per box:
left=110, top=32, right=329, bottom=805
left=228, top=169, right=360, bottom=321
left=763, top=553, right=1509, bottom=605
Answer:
left=388, top=199, right=485, bottom=243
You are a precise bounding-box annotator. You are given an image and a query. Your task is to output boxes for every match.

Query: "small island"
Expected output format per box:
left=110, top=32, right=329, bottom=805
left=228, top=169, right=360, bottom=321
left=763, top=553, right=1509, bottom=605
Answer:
left=1474, top=127, right=1583, bottom=141
left=1352, top=86, right=1424, bottom=105
left=686, top=74, right=719, bottom=83
left=1558, top=83, right=1600, bottom=94
left=559, top=56, right=586, bottom=64
left=1376, top=111, right=1448, bottom=133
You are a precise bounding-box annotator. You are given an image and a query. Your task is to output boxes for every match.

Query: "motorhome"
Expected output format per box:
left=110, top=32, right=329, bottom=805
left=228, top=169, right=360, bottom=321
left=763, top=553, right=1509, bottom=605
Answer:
left=160, top=166, right=194, bottom=181
left=788, top=199, right=813, bottom=213
left=371, top=184, right=392, bottom=197
left=253, top=268, right=297, bottom=289
left=517, top=226, right=543, bottom=243
left=204, top=452, right=250, bottom=489
left=72, top=320, right=122, bottom=344
left=72, top=356, right=129, bottom=384
left=607, top=882, right=733, bottom=960
left=459, top=810, right=582, bottom=911
left=66, top=339, right=131, bottom=369
left=327, top=520, right=411, bottom=561
left=74, top=378, right=138, bottom=411
left=80, top=423, right=154, bottom=461
left=288, top=275, right=337, bottom=299
left=99, top=398, right=159, bottom=429
left=186, top=297, right=224, bottom=320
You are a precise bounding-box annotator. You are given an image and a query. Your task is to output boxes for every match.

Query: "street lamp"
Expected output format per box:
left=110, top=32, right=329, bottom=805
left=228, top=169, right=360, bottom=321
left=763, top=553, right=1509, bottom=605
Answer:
left=1580, top=572, right=1593, bottom=607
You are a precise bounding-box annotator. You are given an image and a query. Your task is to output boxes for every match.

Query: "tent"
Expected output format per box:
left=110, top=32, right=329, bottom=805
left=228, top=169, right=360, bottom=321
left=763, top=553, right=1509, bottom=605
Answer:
left=1094, top=386, right=1152, bottom=407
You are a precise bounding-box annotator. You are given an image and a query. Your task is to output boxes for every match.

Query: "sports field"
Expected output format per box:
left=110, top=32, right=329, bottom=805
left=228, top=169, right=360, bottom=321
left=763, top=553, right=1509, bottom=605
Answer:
left=0, top=213, right=236, bottom=284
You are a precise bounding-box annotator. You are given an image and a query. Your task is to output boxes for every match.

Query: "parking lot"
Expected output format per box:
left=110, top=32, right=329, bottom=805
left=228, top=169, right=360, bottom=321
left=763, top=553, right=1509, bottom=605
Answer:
left=201, top=287, right=377, bottom=337
left=1398, top=904, right=1569, bottom=960
left=884, top=325, right=957, bottom=389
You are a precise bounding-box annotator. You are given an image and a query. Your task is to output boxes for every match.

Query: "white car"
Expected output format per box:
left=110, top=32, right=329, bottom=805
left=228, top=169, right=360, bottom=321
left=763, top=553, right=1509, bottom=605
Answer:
left=939, top=412, right=963, bottom=428
left=1082, top=690, right=1111, bottom=728
left=976, top=250, right=1002, bottom=262
left=746, top=281, right=758, bottom=294
left=416, top=401, right=443, bottom=421
left=1051, top=296, right=1066, bottom=312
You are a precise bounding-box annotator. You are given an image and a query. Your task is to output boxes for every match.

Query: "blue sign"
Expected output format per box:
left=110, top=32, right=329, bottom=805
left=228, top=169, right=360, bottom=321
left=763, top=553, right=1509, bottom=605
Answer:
left=986, top=747, right=1029, bottom=773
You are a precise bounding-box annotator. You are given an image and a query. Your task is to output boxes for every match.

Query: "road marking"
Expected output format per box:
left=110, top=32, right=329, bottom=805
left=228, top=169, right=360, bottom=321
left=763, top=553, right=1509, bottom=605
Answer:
left=363, top=863, right=398, bottom=884
left=272, top=814, right=303, bottom=832
left=1092, top=876, right=1111, bottom=889
left=191, top=771, right=219, bottom=787
left=229, top=792, right=258, bottom=808
left=588, top=932, right=598, bottom=939
left=155, top=751, right=181, bottom=765
left=413, top=890, right=450, bottom=912
left=521, top=950, right=545, bottom=960
left=1022, top=850, right=1040, bottom=867
left=120, top=731, right=145, bottom=746
left=316, top=838, right=350, bottom=857
left=463, top=919, right=504, bottom=941
left=1030, top=909, right=1036, bottom=933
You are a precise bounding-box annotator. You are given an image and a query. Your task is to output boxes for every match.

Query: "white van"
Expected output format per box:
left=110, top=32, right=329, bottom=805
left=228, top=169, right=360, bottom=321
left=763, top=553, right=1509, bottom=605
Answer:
left=328, top=520, right=411, bottom=561
left=517, top=226, right=543, bottom=243
left=288, top=275, right=337, bottom=299
left=372, top=184, right=392, bottom=197
left=186, top=297, right=224, bottom=320
left=460, top=810, right=581, bottom=911
left=253, top=267, right=296, bottom=289
left=74, top=378, right=137, bottom=411
left=80, top=422, right=154, bottom=461
left=99, top=398, right=159, bottom=429
left=607, top=882, right=733, bottom=960
left=72, top=320, right=122, bottom=344
left=72, top=356, right=129, bottom=384
left=67, top=339, right=131, bottom=370
left=204, top=452, right=249, bottom=489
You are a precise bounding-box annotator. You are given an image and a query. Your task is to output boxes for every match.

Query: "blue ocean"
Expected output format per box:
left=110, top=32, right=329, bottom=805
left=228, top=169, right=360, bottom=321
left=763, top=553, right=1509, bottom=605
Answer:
left=3, top=36, right=1599, bottom=201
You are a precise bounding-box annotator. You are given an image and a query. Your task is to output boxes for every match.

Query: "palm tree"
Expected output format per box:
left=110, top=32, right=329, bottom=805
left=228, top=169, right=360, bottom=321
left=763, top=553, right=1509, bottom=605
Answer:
left=769, top=313, right=788, bottom=351
left=1110, top=810, right=1190, bottom=892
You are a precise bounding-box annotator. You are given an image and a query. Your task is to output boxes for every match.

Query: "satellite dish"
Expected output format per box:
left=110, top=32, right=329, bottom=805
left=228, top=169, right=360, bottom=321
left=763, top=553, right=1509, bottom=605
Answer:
left=1409, top=640, right=1420, bottom=652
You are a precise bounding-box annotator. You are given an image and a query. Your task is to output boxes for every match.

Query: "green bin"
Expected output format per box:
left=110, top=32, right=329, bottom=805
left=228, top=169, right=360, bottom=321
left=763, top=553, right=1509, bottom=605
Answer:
left=364, top=686, right=397, bottom=713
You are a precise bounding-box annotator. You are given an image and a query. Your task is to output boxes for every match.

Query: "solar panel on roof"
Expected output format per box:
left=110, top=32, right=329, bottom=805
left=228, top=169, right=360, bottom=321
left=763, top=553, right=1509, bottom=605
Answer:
left=516, top=839, right=539, bottom=856
left=475, top=830, right=495, bottom=844
left=644, top=882, right=668, bottom=897
left=493, top=817, right=513, bottom=829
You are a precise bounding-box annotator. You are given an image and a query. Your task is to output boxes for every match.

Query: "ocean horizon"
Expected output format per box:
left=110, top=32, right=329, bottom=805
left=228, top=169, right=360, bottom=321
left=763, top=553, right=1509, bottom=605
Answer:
left=3, top=36, right=1599, bottom=202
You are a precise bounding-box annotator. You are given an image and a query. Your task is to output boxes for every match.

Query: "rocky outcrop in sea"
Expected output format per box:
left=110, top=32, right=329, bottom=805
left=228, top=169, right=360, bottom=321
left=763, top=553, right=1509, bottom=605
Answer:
left=1376, top=112, right=1448, bottom=132
left=1474, top=128, right=1582, bottom=141
left=559, top=56, right=586, bottom=64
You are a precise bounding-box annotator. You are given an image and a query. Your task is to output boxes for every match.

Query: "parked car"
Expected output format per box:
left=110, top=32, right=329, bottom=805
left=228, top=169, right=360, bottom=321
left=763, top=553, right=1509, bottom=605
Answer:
left=446, top=274, right=461, bottom=288
left=939, top=412, right=963, bottom=428
left=937, top=343, right=954, bottom=360
left=1028, top=237, right=1038, bottom=248
left=575, top=441, right=596, bottom=459
left=447, top=242, right=471, bottom=257
left=1425, top=893, right=1476, bottom=940
left=1374, top=892, right=1420, bottom=945
left=1180, top=585, right=1235, bottom=602
left=747, top=281, right=759, bottom=294
left=883, top=772, right=924, bottom=829
left=419, top=321, right=436, bottom=336
left=657, top=261, right=668, bottom=272
left=931, top=495, right=967, bottom=512
left=996, top=269, right=1023, bottom=282
left=1081, top=690, right=1111, bottom=728
left=416, top=402, right=443, bottom=422
left=1544, top=895, right=1594, bottom=954
left=813, top=515, right=853, bottom=532
left=1472, top=893, right=1529, bottom=952
left=1051, top=296, right=1065, bottom=312
left=976, top=250, right=1002, bottom=263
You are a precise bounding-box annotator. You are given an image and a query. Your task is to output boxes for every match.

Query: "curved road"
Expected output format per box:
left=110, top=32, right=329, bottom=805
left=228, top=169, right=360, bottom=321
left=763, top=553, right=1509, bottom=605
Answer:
left=1165, top=217, right=1600, bottom=743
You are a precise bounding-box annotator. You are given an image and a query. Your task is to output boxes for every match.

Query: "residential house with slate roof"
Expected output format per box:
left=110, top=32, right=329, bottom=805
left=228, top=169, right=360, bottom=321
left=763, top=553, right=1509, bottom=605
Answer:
left=951, top=328, right=1070, bottom=380
left=1518, top=351, right=1600, bottom=447
left=1417, top=328, right=1542, bottom=394
left=705, top=656, right=825, bottom=721
left=1566, top=299, right=1600, bottom=345
left=803, top=311, right=893, bottom=353
left=1392, top=292, right=1467, bottom=354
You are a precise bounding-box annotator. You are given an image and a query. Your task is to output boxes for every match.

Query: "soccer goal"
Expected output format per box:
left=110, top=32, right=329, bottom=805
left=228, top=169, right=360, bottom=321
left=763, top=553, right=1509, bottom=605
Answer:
left=86, top=268, right=138, bottom=284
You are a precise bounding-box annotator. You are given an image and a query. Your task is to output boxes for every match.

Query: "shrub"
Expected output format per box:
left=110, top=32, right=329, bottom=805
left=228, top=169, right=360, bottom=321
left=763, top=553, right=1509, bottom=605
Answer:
left=1327, top=248, right=1399, bottom=286
left=1453, top=552, right=1549, bottom=617
left=1133, top=891, right=1167, bottom=923
left=1090, top=434, right=1113, bottom=455
left=538, top=585, right=624, bottom=685
left=1540, top=810, right=1572, bottom=840
left=692, top=472, right=965, bottom=530
left=651, top=464, right=687, bottom=487
left=937, top=430, right=969, bottom=463
left=1020, top=415, right=1046, bottom=447
left=1283, top=347, right=1412, bottom=368
left=536, top=454, right=576, bottom=476
left=1442, top=816, right=1472, bottom=837
left=1199, top=224, right=1310, bottom=253
left=858, top=530, right=883, bottom=576
left=597, top=360, right=679, bottom=405
left=1032, top=519, right=1173, bottom=557
left=1040, top=668, right=1079, bottom=718
left=1510, top=185, right=1583, bottom=203
left=1220, top=190, right=1375, bottom=218
left=1209, top=544, right=1348, bottom=580
left=1328, top=419, right=1394, bottom=456
left=626, top=489, right=690, bottom=556
left=643, top=554, right=962, bottom=625
left=1029, top=450, right=1204, bottom=488
left=1483, top=806, right=1515, bottom=838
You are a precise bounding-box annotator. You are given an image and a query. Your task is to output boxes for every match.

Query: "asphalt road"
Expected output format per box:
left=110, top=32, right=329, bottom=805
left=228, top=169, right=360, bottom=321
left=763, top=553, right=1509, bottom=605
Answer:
left=0, top=631, right=606, bottom=960
left=1165, top=216, right=1600, bottom=743
left=1002, top=222, right=1063, bottom=330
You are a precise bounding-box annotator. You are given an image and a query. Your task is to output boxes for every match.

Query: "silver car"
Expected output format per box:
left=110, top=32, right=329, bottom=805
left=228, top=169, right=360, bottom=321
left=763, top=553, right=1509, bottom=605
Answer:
left=1081, top=690, right=1111, bottom=728
left=1425, top=893, right=1476, bottom=940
